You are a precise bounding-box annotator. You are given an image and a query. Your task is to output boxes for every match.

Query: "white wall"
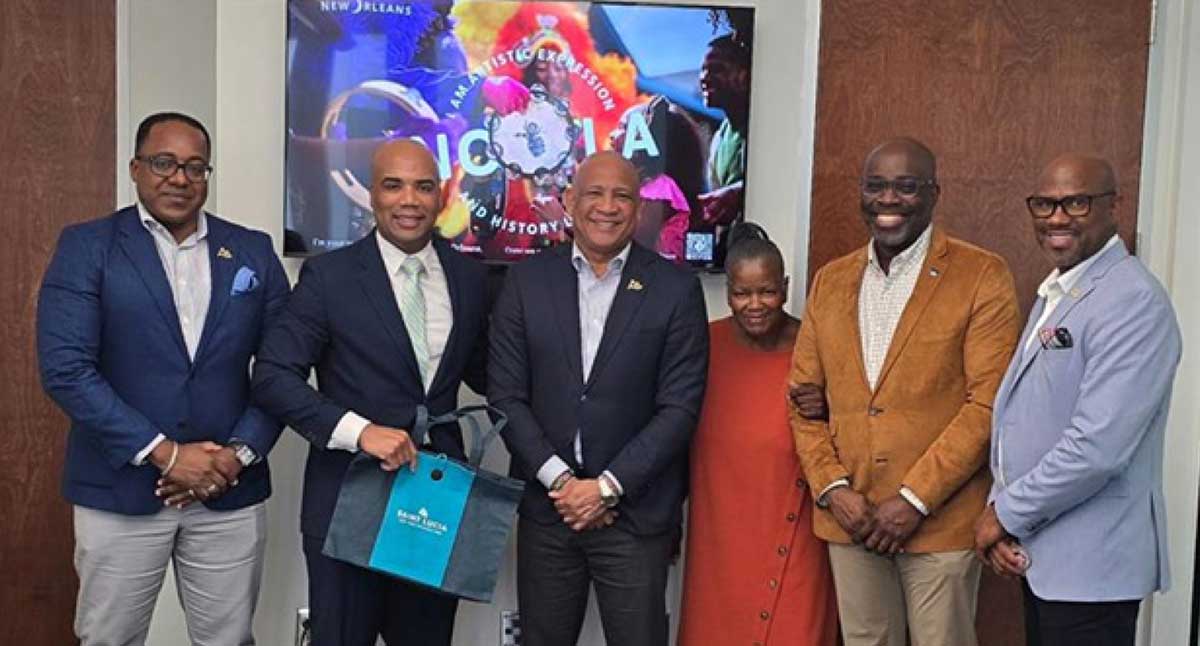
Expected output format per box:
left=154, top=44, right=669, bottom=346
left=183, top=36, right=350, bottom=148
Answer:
left=119, top=0, right=1200, bottom=644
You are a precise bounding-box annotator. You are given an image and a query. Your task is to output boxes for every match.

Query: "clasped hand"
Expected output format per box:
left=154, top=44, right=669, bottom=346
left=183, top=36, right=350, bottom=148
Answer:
left=549, top=478, right=617, bottom=532
left=827, top=488, right=923, bottom=555
left=154, top=441, right=243, bottom=508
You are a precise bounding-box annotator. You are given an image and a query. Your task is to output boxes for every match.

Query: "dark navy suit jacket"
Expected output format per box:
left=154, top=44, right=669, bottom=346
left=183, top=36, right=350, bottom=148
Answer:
left=251, top=233, right=489, bottom=539
left=37, top=206, right=289, bottom=514
left=488, top=243, right=709, bottom=535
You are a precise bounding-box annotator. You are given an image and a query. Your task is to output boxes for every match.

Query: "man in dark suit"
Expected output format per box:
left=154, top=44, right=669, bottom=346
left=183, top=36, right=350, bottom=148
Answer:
left=37, top=112, right=289, bottom=645
left=489, top=151, right=709, bottom=646
left=252, top=139, right=489, bottom=645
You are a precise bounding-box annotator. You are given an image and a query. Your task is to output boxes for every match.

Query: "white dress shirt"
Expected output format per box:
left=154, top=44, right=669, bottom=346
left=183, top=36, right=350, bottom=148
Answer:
left=820, top=226, right=933, bottom=514
left=327, top=232, right=454, bottom=452
left=1023, top=234, right=1122, bottom=353
left=132, top=202, right=211, bottom=465
left=533, top=243, right=630, bottom=494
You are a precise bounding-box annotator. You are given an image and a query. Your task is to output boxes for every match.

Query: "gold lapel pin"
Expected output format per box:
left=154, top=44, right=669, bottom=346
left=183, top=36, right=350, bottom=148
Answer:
left=627, top=278, right=644, bottom=291
left=217, top=247, right=233, bottom=259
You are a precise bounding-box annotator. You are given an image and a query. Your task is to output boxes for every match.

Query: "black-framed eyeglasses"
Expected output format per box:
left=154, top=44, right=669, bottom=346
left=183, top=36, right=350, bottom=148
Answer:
left=1025, top=192, right=1115, bottom=219
left=860, top=177, right=937, bottom=197
left=135, top=154, right=212, bottom=182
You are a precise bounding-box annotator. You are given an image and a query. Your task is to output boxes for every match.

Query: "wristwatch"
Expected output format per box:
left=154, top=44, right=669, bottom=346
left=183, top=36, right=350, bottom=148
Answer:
left=597, top=474, right=620, bottom=509
left=228, top=441, right=258, bottom=468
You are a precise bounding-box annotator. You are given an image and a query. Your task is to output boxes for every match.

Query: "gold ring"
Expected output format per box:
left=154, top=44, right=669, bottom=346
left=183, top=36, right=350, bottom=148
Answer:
left=206, top=484, right=219, bottom=494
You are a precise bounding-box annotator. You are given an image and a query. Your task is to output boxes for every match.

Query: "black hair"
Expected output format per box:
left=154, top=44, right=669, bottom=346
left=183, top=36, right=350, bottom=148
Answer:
left=134, top=112, right=211, bottom=157
left=706, top=34, right=752, bottom=71
left=724, top=221, right=784, bottom=274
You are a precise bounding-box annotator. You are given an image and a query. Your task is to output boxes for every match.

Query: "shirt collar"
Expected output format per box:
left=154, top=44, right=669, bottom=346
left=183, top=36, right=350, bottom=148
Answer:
left=1036, top=234, right=1122, bottom=299
left=867, top=225, right=932, bottom=275
left=571, top=242, right=631, bottom=278
left=376, top=230, right=437, bottom=277
left=137, top=201, right=208, bottom=246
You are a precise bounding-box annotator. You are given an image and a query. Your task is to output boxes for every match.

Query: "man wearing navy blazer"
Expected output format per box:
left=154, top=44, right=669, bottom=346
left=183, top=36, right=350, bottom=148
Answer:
left=37, top=112, right=289, bottom=645
left=975, top=154, right=1182, bottom=646
left=252, top=139, right=489, bottom=645
left=489, top=151, right=709, bottom=646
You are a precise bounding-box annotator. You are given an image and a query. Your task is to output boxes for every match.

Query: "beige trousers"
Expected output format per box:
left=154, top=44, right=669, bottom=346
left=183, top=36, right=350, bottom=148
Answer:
left=828, top=543, right=981, bottom=646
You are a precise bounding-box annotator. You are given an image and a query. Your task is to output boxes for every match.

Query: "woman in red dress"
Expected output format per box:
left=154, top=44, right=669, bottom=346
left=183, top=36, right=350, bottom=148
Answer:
left=679, top=223, right=838, bottom=646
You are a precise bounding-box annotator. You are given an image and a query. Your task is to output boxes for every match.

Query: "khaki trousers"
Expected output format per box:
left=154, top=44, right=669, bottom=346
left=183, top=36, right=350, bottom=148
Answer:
left=828, top=543, right=981, bottom=646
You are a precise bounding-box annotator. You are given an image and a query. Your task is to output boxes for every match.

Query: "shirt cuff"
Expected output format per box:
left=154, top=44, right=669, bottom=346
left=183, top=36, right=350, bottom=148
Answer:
left=899, top=486, right=930, bottom=516
left=601, top=470, right=624, bottom=496
left=328, top=411, right=371, bottom=452
left=816, top=478, right=850, bottom=507
left=132, top=434, right=166, bottom=466
left=536, top=455, right=573, bottom=490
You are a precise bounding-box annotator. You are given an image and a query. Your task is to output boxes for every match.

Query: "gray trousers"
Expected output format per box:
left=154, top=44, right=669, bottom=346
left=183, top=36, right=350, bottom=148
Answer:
left=73, top=502, right=267, bottom=646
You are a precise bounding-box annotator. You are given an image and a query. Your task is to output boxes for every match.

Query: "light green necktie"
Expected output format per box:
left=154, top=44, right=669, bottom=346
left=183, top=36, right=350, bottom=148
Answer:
left=398, top=255, right=429, bottom=388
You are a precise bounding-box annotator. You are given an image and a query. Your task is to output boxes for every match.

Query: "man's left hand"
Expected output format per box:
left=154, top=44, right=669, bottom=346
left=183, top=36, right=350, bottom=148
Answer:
left=549, top=478, right=607, bottom=531
left=156, top=445, right=243, bottom=507
left=973, top=503, right=1009, bottom=562
left=863, top=495, right=923, bottom=554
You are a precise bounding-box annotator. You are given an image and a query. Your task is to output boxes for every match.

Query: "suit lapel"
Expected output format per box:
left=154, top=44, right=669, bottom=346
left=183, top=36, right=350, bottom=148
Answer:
left=356, top=234, right=423, bottom=384
left=1003, top=240, right=1129, bottom=395
left=193, top=216, right=234, bottom=364
left=548, top=246, right=584, bottom=386
left=996, top=295, right=1046, bottom=412
left=834, top=246, right=873, bottom=395
left=587, top=244, right=652, bottom=388
left=427, top=239, right=463, bottom=394
left=873, top=229, right=948, bottom=390
left=116, top=209, right=189, bottom=362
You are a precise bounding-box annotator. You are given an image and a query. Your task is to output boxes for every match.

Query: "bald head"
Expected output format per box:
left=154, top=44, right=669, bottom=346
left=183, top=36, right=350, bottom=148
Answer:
left=372, top=138, right=439, bottom=183
left=1036, top=153, right=1116, bottom=196
left=864, top=137, right=937, bottom=178
left=1029, top=153, right=1120, bottom=272
left=574, top=150, right=640, bottom=192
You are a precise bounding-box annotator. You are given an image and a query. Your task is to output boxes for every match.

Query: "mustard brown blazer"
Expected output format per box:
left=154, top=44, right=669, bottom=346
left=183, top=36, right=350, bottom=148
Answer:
left=789, top=227, right=1020, bottom=552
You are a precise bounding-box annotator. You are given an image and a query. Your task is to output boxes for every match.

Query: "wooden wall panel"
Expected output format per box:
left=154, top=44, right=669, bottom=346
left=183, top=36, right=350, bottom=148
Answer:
left=810, top=0, right=1151, bottom=315
left=809, top=2, right=1151, bottom=645
left=0, top=1, right=115, bottom=643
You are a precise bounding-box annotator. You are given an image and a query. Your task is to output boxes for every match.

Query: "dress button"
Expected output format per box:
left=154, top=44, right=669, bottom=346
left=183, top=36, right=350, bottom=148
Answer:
left=769, top=578, right=778, bottom=589
left=759, top=610, right=770, bottom=620
left=777, top=546, right=788, bottom=556
left=786, top=512, right=797, bottom=522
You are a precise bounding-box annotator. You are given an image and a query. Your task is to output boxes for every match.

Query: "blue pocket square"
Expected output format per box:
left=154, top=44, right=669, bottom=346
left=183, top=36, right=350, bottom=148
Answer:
left=231, top=266, right=260, bottom=296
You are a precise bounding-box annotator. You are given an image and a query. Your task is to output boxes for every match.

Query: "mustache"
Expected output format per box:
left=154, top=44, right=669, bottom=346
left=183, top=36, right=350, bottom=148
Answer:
left=863, top=203, right=917, bottom=216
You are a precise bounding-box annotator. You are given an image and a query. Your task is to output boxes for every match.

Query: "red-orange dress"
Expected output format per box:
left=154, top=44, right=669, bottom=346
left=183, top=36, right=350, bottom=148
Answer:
left=678, top=318, right=838, bottom=646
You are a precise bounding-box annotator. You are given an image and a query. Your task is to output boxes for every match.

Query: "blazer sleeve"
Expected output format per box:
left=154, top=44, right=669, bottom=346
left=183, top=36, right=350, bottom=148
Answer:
left=251, top=259, right=349, bottom=448
left=37, top=225, right=162, bottom=469
left=994, top=284, right=1181, bottom=539
left=602, top=275, right=709, bottom=500
left=488, top=266, right=559, bottom=474
left=789, top=268, right=852, bottom=498
left=902, top=256, right=1020, bottom=512
left=228, top=233, right=290, bottom=456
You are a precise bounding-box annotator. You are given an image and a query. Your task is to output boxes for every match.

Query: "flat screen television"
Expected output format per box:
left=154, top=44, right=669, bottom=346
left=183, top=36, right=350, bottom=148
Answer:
left=284, top=0, right=754, bottom=269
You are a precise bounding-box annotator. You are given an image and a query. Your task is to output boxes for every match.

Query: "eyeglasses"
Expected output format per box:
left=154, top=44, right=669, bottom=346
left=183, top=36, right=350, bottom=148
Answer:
left=860, top=177, right=936, bottom=197
left=135, top=155, right=212, bottom=182
left=1025, top=192, right=1114, bottom=219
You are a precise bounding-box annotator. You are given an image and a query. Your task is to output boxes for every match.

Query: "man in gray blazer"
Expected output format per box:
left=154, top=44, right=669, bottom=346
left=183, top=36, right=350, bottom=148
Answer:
left=974, top=153, right=1182, bottom=646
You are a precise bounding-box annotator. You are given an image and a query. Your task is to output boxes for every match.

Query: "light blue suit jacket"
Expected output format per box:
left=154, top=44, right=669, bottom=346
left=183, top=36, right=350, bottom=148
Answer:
left=990, top=240, right=1181, bottom=602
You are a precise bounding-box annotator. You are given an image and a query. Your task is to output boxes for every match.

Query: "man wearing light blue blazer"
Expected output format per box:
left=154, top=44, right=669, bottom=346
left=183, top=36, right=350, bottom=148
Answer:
left=974, top=153, right=1182, bottom=646
left=37, top=112, right=289, bottom=646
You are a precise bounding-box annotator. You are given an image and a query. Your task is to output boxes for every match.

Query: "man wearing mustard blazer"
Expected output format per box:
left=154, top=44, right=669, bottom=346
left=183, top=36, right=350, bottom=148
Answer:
left=789, top=138, right=1020, bottom=646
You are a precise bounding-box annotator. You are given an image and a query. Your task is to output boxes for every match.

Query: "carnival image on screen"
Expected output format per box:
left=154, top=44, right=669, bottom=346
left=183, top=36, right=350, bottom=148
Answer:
left=285, top=0, right=754, bottom=267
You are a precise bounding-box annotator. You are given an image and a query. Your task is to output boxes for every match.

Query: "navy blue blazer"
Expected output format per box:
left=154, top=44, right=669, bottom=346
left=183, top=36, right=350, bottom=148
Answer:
left=489, top=243, right=709, bottom=535
left=37, top=206, right=289, bottom=515
left=251, top=233, right=489, bottom=539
